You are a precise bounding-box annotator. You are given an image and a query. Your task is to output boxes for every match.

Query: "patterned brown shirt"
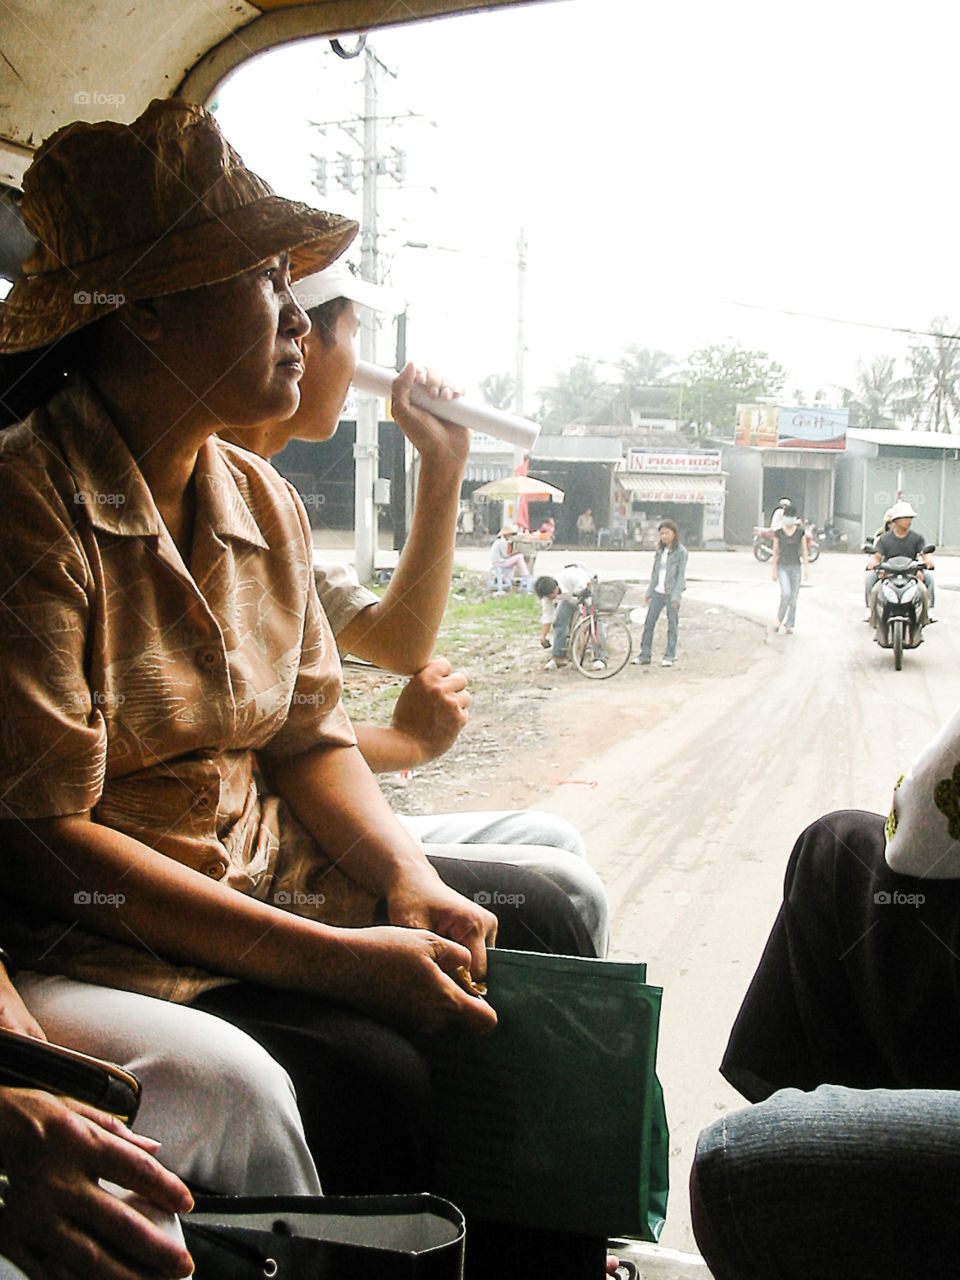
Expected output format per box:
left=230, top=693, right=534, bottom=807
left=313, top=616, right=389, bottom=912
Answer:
left=0, top=377, right=367, bottom=1000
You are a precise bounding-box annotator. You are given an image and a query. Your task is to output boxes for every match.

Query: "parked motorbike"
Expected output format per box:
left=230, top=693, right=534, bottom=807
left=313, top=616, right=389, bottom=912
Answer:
left=752, top=524, right=821, bottom=563
left=868, top=548, right=934, bottom=670
left=817, top=522, right=849, bottom=552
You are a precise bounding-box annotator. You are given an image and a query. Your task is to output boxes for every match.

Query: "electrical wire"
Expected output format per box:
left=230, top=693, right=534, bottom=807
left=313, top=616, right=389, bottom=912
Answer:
left=723, top=299, right=960, bottom=344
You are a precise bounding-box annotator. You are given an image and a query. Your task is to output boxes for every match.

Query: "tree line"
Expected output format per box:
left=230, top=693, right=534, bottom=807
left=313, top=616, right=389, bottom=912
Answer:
left=480, top=318, right=960, bottom=437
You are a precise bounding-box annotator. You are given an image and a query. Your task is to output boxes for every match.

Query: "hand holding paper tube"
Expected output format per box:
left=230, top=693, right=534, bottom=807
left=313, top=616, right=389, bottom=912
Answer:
left=352, top=361, right=540, bottom=451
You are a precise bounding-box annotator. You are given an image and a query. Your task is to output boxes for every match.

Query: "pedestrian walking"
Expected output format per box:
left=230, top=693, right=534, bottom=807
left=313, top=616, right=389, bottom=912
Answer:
left=772, top=511, right=809, bottom=633
left=633, top=519, right=687, bottom=666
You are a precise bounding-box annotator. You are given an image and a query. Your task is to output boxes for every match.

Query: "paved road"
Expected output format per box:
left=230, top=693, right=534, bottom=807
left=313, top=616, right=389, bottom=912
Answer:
left=323, top=537, right=960, bottom=1256
left=573, top=548, right=960, bottom=1253
left=480, top=544, right=960, bottom=1254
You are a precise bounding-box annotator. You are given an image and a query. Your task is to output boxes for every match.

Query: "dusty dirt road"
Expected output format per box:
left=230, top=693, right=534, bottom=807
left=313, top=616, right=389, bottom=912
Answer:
left=364, top=547, right=960, bottom=1253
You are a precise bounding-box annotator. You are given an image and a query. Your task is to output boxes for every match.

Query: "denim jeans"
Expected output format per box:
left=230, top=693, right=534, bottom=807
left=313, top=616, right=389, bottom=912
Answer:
left=693, top=1084, right=960, bottom=1279
left=776, top=563, right=801, bottom=627
left=552, top=598, right=576, bottom=659
left=640, top=591, right=679, bottom=659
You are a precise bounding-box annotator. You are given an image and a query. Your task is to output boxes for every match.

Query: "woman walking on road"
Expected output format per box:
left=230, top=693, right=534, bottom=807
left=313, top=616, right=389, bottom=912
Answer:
left=634, top=519, right=687, bottom=666
left=772, top=511, right=809, bottom=633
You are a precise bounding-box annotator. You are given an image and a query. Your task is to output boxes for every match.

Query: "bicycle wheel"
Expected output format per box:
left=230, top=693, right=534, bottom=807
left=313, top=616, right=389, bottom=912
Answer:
left=569, top=613, right=632, bottom=678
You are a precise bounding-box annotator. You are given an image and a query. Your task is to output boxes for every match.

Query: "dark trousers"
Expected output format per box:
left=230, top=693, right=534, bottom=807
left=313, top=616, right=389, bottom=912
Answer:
left=191, top=852, right=604, bottom=1276
left=721, top=809, right=960, bottom=1101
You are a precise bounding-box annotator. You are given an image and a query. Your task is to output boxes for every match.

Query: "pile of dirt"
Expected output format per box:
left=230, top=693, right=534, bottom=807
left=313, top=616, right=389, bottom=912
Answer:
left=347, top=596, right=767, bottom=817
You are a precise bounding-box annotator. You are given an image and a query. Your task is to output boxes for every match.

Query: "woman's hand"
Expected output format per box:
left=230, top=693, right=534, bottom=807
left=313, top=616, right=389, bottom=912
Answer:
left=391, top=363, right=470, bottom=471
left=390, top=659, right=470, bottom=766
left=0, top=967, right=46, bottom=1041
left=387, top=867, right=498, bottom=982
left=321, top=925, right=497, bottom=1036
left=0, top=1090, right=194, bottom=1280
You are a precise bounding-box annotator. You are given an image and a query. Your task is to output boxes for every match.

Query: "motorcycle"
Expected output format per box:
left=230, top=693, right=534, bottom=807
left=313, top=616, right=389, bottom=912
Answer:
left=752, top=523, right=821, bottom=563
left=817, top=522, right=849, bottom=552
left=868, top=548, right=934, bottom=670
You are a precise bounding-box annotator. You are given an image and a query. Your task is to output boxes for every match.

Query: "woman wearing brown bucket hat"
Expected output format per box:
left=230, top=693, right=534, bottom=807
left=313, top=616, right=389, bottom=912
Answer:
left=0, top=97, right=504, bottom=1251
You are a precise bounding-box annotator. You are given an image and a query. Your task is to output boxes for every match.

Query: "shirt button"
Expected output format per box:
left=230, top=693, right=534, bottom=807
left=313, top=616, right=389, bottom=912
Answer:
left=194, top=793, right=213, bottom=812
left=203, top=862, right=225, bottom=879
left=196, top=647, right=222, bottom=671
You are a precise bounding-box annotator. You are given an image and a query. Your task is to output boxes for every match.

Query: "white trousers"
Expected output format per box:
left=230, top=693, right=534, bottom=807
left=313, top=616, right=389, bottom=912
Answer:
left=17, top=973, right=321, bottom=1196
left=398, top=808, right=609, bottom=956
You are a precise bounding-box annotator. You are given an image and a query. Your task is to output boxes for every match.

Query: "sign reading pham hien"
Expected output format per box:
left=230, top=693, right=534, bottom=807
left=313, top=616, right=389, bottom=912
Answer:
left=736, top=404, right=848, bottom=450
left=626, top=449, right=722, bottom=473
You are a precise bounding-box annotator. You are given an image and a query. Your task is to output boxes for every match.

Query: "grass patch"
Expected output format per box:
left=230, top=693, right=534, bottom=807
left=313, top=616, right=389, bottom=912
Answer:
left=340, top=569, right=542, bottom=725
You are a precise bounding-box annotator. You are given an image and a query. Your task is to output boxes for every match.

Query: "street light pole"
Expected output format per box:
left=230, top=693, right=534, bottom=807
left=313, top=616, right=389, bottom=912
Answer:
left=515, top=226, right=526, bottom=419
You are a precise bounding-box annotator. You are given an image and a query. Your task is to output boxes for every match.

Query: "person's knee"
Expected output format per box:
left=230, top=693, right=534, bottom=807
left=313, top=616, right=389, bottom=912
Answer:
left=785, top=810, right=885, bottom=912
left=135, top=1015, right=319, bottom=1195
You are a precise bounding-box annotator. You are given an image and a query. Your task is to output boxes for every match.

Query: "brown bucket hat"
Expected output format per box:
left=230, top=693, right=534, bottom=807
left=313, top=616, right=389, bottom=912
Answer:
left=0, top=98, right=358, bottom=353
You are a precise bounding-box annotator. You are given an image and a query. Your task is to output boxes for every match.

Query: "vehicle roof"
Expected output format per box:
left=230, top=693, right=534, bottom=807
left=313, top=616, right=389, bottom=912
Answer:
left=0, top=0, right=551, bottom=187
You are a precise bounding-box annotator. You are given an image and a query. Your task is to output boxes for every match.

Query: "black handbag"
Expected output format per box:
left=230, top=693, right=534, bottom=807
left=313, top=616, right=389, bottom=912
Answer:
left=183, top=1193, right=465, bottom=1279
left=0, top=1025, right=141, bottom=1122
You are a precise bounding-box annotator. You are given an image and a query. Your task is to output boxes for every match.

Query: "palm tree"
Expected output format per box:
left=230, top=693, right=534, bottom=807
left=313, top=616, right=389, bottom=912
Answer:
left=613, top=346, right=677, bottom=425
left=904, top=318, right=960, bottom=432
left=536, top=356, right=614, bottom=431
left=838, top=356, right=909, bottom=430
left=479, top=371, right=516, bottom=411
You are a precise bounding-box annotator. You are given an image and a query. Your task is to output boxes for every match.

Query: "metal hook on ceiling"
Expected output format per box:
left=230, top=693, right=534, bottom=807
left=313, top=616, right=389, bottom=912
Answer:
left=329, top=34, right=367, bottom=59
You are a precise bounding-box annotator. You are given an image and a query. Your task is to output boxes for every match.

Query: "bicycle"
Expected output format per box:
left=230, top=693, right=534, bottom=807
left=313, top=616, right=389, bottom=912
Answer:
left=567, top=577, right=633, bottom=678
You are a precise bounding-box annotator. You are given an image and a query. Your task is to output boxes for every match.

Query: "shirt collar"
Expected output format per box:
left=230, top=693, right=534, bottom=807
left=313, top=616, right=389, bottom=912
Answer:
left=44, top=377, right=268, bottom=551
left=47, top=375, right=161, bottom=537
left=194, top=440, right=270, bottom=552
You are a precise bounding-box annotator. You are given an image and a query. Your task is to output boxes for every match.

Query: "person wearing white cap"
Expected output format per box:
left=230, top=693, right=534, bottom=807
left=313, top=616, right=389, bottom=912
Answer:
left=219, top=263, right=609, bottom=956
left=865, top=500, right=934, bottom=622
left=489, top=521, right=530, bottom=585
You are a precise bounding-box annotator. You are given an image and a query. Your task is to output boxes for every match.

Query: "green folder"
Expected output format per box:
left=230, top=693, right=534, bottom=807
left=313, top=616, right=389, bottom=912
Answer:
left=426, top=949, right=668, bottom=1240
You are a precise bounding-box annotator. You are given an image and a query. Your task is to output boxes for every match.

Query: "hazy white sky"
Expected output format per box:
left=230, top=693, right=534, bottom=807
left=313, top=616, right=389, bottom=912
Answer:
left=215, top=0, right=960, bottom=414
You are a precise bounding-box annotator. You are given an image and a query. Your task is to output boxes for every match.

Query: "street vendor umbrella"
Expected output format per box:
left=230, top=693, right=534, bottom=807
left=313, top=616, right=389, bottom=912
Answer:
left=472, top=475, right=565, bottom=502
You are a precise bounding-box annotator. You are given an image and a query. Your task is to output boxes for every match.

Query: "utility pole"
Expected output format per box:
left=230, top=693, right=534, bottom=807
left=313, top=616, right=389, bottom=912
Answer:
left=353, top=45, right=380, bottom=584
left=311, top=45, right=412, bottom=584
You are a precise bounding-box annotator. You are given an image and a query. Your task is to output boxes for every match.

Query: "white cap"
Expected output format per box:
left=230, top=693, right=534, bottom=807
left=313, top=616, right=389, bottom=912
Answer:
left=888, top=500, right=917, bottom=520
left=293, top=263, right=405, bottom=315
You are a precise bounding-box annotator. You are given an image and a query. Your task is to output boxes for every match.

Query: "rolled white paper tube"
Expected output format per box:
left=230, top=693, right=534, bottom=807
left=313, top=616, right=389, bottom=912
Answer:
left=352, top=360, right=540, bottom=451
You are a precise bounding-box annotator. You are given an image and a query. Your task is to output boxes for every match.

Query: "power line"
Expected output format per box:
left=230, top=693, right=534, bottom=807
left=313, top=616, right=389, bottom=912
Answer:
left=723, top=299, right=960, bottom=344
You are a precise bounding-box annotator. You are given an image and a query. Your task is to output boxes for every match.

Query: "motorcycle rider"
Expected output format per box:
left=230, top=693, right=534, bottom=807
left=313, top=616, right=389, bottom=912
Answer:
left=865, top=500, right=935, bottom=623
left=863, top=507, right=894, bottom=612
left=770, top=497, right=797, bottom=532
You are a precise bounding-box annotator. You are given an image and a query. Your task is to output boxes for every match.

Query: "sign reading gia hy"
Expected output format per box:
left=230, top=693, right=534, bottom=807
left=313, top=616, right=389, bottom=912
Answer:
left=626, top=449, right=722, bottom=473
left=777, top=406, right=848, bottom=450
